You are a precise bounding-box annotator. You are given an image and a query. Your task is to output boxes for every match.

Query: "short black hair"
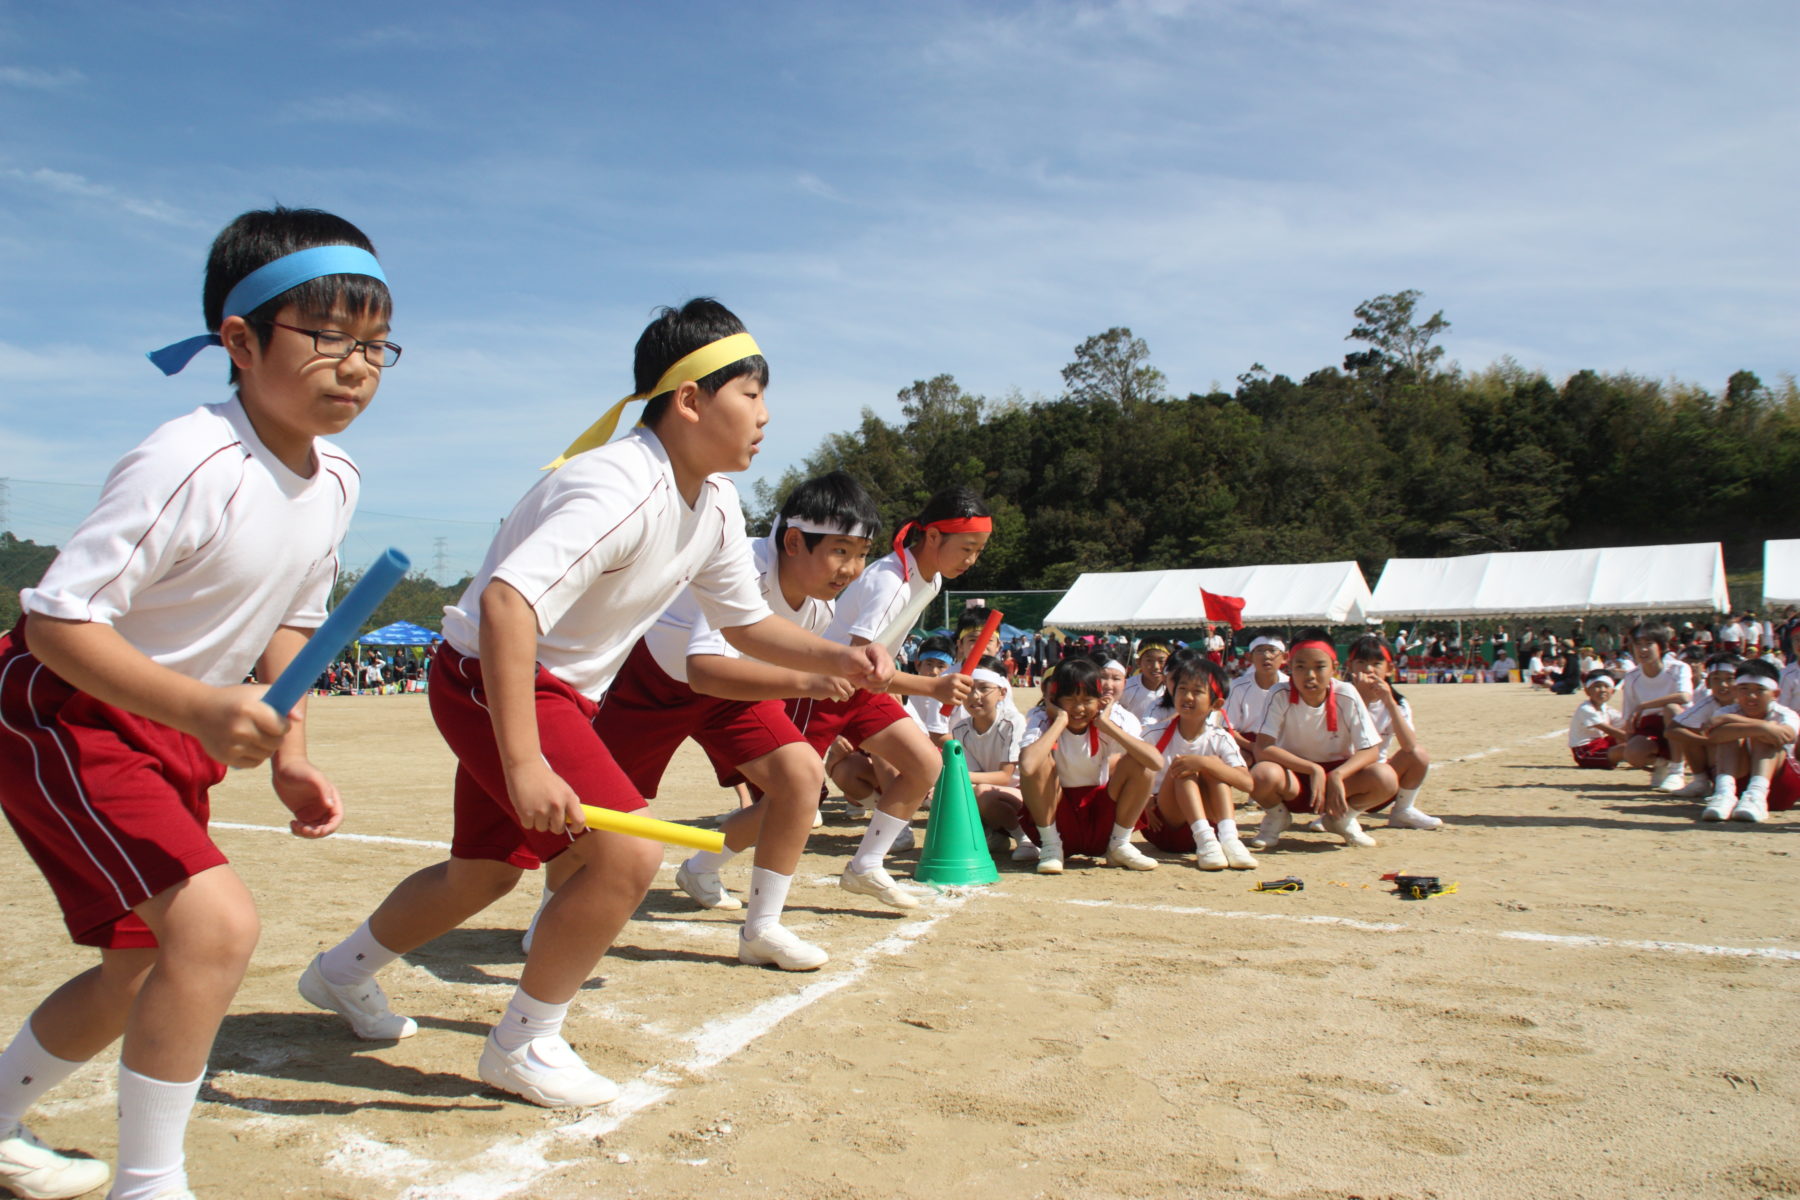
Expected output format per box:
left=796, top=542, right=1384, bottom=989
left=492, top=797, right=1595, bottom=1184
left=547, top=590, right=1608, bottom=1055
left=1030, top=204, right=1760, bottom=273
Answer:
left=1345, top=634, right=1392, bottom=663
left=1630, top=622, right=1673, bottom=653
left=976, top=654, right=1006, bottom=675
left=1046, top=656, right=1103, bottom=702
left=1583, top=670, right=1615, bottom=687
left=956, top=610, right=991, bottom=637
left=634, top=298, right=768, bottom=429
left=776, top=470, right=880, bottom=551
left=903, top=486, right=989, bottom=544
left=1159, top=655, right=1230, bottom=709
left=1704, top=653, right=1744, bottom=672
left=204, top=206, right=389, bottom=384
left=1735, top=659, right=1780, bottom=686
left=916, top=635, right=954, bottom=659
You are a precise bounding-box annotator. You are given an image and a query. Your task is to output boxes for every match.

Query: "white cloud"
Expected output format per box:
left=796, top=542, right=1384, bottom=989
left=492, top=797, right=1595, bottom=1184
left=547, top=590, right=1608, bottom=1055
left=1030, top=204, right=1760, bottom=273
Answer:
left=3, top=168, right=202, bottom=228
left=0, top=65, right=81, bottom=89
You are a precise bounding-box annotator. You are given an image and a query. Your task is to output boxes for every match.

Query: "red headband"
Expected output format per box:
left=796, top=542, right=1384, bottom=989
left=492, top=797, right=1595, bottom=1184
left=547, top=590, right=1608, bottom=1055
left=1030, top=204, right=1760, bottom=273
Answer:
left=892, top=515, right=994, bottom=580
left=1288, top=639, right=1339, bottom=731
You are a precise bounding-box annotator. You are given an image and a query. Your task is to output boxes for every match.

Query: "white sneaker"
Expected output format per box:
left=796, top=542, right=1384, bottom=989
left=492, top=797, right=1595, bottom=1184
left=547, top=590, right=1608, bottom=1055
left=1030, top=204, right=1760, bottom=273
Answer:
left=1649, top=759, right=1673, bottom=788
left=1732, top=788, right=1770, bottom=823
left=1324, top=812, right=1377, bottom=847
left=892, top=823, right=916, bottom=853
left=1194, top=840, right=1228, bottom=870
left=675, top=862, right=742, bottom=911
left=1010, top=837, right=1040, bottom=862
left=478, top=1032, right=619, bottom=1108
left=1250, top=806, right=1291, bottom=850
left=299, top=955, right=417, bottom=1040
left=1701, top=783, right=1737, bottom=822
left=1672, top=775, right=1714, bottom=799
left=1655, top=769, right=1689, bottom=794
left=1219, top=837, right=1258, bottom=869
left=1105, top=841, right=1158, bottom=871
left=1301, top=817, right=1326, bottom=833
left=838, top=864, right=920, bottom=910
left=738, top=925, right=829, bottom=971
left=1035, top=850, right=1065, bottom=875
left=0, top=1122, right=108, bottom=1200
left=1387, top=806, right=1442, bottom=830
left=811, top=807, right=824, bottom=829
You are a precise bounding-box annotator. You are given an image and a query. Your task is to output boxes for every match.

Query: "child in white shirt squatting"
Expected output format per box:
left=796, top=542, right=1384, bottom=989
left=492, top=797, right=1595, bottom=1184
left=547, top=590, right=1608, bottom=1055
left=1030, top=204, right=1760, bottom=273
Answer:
left=0, top=207, right=393, bottom=1200
left=1225, top=635, right=1288, bottom=762
left=904, top=637, right=956, bottom=748
left=300, top=301, right=890, bottom=1109
left=1248, top=631, right=1397, bottom=850
left=1119, top=642, right=1171, bottom=724
left=1664, top=655, right=1743, bottom=798
left=1018, top=658, right=1166, bottom=873
left=1696, top=660, right=1799, bottom=824
left=946, top=657, right=1031, bottom=859
left=1139, top=657, right=1257, bottom=870
left=1617, top=623, right=1695, bottom=792
left=1568, top=672, right=1629, bottom=769
left=1346, top=636, right=1440, bottom=829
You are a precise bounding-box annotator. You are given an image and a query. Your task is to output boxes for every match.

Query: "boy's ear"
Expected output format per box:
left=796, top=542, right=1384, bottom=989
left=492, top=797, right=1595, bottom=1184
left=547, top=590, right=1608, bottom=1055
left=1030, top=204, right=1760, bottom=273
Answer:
left=669, top=380, right=706, bottom=428
left=781, top=526, right=807, bottom=557
left=220, top=315, right=258, bottom=370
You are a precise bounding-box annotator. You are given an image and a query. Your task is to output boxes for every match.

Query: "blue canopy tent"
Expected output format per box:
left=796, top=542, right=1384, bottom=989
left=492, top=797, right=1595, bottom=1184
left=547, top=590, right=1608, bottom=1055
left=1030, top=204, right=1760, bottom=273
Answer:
left=360, top=621, right=442, bottom=646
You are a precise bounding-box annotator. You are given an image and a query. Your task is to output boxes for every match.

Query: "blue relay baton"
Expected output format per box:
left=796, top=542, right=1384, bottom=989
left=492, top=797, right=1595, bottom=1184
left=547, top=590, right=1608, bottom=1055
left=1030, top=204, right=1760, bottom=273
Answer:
left=261, top=548, right=410, bottom=717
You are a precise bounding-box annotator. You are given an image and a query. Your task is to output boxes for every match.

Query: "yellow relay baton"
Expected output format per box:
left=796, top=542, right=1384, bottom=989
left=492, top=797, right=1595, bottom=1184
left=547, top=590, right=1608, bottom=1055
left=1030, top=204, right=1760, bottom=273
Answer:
left=581, top=805, right=726, bottom=853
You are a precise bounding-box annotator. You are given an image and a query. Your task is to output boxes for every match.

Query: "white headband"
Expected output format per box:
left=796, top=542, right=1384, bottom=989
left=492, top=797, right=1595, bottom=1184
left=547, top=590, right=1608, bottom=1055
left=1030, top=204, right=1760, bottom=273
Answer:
left=1102, top=659, right=1125, bottom=673
left=783, top=517, right=874, bottom=540
left=1248, top=636, right=1286, bottom=652
left=971, top=667, right=1009, bottom=690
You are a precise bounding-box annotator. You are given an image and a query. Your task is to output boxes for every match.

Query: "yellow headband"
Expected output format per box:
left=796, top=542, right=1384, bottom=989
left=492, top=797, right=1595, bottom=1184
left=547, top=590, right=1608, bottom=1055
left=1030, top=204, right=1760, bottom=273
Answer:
left=544, top=331, right=762, bottom=469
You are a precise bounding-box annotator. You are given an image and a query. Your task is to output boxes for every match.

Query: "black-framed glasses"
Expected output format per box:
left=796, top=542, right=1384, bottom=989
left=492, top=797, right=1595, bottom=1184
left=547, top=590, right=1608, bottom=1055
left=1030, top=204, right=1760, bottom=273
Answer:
left=266, top=320, right=402, bottom=368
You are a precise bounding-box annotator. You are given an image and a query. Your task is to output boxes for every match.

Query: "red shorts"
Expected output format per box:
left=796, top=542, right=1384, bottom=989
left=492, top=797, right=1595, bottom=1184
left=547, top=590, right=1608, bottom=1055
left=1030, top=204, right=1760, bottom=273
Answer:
left=1736, top=755, right=1800, bottom=812
left=786, top=689, right=910, bottom=755
left=430, top=644, right=646, bottom=870
left=598, top=640, right=804, bottom=794
left=1277, top=758, right=1391, bottom=814
left=0, top=623, right=227, bottom=948
left=1139, top=806, right=1201, bottom=853
left=1571, top=736, right=1617, bottom=770
left=1023, top=779, right=1122, bottom=857
left=1632, top=713, right=1670, bottom=759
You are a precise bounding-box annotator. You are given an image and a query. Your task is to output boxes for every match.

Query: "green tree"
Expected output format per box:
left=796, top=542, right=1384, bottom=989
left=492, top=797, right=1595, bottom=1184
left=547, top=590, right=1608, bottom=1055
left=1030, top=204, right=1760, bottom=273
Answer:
left=1346, top=290, right=1451, bottom=378
left=1061, top=328, right=1166, bottom=408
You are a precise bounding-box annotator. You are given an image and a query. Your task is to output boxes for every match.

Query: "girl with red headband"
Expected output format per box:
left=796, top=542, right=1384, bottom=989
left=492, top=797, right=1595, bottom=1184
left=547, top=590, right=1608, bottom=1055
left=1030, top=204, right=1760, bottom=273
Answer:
left=1346, top=635, right=1441, bottom=830
left=789, top=487, right=993, bottom=908
left=1140, top=656, right=1258, bottom=869
left=1018, top=658, right=1165, bottom=873
left=1247, top=629, right=1396, bottom=850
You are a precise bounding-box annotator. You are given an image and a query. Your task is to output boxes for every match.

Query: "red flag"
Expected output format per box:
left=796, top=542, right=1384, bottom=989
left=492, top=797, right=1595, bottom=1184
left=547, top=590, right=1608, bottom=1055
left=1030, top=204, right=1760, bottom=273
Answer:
left=1200, top=588, right=1246, bottom=631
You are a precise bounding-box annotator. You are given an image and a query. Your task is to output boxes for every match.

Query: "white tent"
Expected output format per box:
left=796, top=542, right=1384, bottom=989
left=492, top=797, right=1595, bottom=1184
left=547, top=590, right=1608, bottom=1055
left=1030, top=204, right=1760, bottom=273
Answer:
left=1763, top=540, right=1800, bottom=608
left=1043, top=562, right=1373, bottom=630
left=1367, top=543, right=1730, bottom=619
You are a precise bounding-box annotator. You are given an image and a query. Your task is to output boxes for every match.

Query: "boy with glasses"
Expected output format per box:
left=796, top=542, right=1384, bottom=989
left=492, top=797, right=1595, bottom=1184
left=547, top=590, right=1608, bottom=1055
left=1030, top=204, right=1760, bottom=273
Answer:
left=0, top=207, right=393, bottom=1200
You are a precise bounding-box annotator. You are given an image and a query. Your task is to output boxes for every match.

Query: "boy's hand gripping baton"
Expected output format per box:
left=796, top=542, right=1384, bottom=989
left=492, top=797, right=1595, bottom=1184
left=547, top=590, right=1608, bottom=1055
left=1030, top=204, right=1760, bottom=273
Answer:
left=942, top=608, right=1005, bottom=716
left=262, top=548, right=410, bottom=717
left=582, top=806, right=726, bottom=852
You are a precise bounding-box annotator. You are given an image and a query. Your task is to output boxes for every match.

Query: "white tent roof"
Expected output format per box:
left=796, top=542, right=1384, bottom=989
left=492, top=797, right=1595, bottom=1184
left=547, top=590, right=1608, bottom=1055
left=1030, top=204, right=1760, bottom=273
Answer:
left=1764, top=540, right=1800, bottom=608
left=1368, top=543, right=1730, bottom=619
left=1043, top=562, right=1373, bottom=630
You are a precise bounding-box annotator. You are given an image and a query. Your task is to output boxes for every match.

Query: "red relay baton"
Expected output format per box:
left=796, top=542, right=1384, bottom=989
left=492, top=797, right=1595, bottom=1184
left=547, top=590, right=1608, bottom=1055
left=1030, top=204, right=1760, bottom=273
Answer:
left=942, top=608, right=1005, bottom=716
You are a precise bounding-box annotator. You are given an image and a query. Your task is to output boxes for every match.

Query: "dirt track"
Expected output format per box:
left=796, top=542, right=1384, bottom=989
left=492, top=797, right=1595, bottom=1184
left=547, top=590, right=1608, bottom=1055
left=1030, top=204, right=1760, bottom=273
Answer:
left=2, top=682, right=1796, bottom=1199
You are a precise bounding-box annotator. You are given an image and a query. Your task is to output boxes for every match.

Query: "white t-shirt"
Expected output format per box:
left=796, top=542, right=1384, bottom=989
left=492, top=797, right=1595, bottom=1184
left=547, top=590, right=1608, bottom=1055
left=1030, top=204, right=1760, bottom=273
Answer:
left=1225, top=670, right=1288, bottom=734
left=949, top=706, right=1024, bottom=779
left=1119, top=675, right=1165, bottom=723
left=22, top=398, right=356, bottom=688
left=1619, top=658, right=1693, bottom=722
left=905, top=691, right=951, bottom=736
left=1256, top=680, right=1380, bottom=763
left=441, top=428, right=769, bottom=700
left=1780, top=662, right=1800, bottom=712
left=1143, top=710, right=1244, bottom=790
left=1568, top=700, right=1619, bottom=746
left=643, top=532, right=831, bottom=684
left=1363, top=693, right=1414, bottom=761
left=1716, top=700, right=1799, bottom=749
left=1491, top=655, right=1517, bottom=678
left=1020, top=705, right=1143, bottom=788
left=1721, top=621, right=1746, bottom=644
left=823, top=548, right=939, bottom=649
left=1672, top=688, right=1728, bottom=731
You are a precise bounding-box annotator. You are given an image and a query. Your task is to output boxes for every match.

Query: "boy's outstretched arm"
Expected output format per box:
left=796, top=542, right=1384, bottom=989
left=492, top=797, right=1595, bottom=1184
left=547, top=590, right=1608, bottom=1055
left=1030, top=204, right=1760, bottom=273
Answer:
left=26, top=614, right=288, bottom=768
left=721, top=615, right=893, bottom=690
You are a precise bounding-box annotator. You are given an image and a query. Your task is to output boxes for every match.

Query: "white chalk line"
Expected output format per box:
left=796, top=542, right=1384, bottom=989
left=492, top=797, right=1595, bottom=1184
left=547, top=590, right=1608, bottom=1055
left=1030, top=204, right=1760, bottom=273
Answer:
left=1021, top=895, right=1800, bottom=962
left=210, top=821, right=452, bottom=850
left=375, top=892, right=971, bottom=1200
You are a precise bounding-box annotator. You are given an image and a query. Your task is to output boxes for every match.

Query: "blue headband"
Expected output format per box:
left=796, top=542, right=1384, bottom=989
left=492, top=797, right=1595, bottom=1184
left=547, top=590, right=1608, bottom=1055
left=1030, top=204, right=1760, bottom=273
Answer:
left=918, top=650, right=955, bottom=666
left=146, top=245, right=388, bottom=376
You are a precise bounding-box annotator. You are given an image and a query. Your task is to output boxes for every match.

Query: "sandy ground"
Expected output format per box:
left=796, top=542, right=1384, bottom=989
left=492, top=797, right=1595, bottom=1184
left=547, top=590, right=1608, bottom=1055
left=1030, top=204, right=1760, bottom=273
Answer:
left=2, top=682, right=1797, bottom=1200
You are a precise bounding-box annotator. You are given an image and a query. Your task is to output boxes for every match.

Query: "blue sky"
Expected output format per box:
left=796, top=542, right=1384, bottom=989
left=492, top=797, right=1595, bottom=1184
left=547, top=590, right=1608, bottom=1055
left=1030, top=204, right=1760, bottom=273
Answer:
left=2, top=0, right=1794, bottom=579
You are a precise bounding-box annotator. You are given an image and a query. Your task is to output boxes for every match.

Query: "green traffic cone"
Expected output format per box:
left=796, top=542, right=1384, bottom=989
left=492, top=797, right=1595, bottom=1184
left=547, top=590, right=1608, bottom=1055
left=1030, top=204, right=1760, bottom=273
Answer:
left=915, top=740, right=1000, bottom=886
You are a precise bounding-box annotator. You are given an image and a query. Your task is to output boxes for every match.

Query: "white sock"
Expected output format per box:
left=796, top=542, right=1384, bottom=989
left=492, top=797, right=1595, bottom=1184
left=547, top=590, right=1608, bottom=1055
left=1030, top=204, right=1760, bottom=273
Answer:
left=1036, top=824, right=1063, bottom=857
left=685, top=846, right=740, bottom=874
left=1712, top=775, right=1738, bottom=801
left=1107, top=823, right=1133, bottom=851
left=492, top=988, right=570, bottom=1054
left=0, top=1021, right=85, bottom=1128
left=1216, top=818, right=1239, bottom=843
left=1189, top=820, right=1219, bottom=848
left=849, top=811, right=910, bottom=874
left=1742, top=777, right=1770, bottom=800
left=318, top=920, right=403, bottom=988
left=1393, top=786, right=1422, bottom=813
left=112, top=1064, right=202, bottom=1200
left=1004, top=823, right=1028, bottom=843
left=743, top=867, right=792, bottom=940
